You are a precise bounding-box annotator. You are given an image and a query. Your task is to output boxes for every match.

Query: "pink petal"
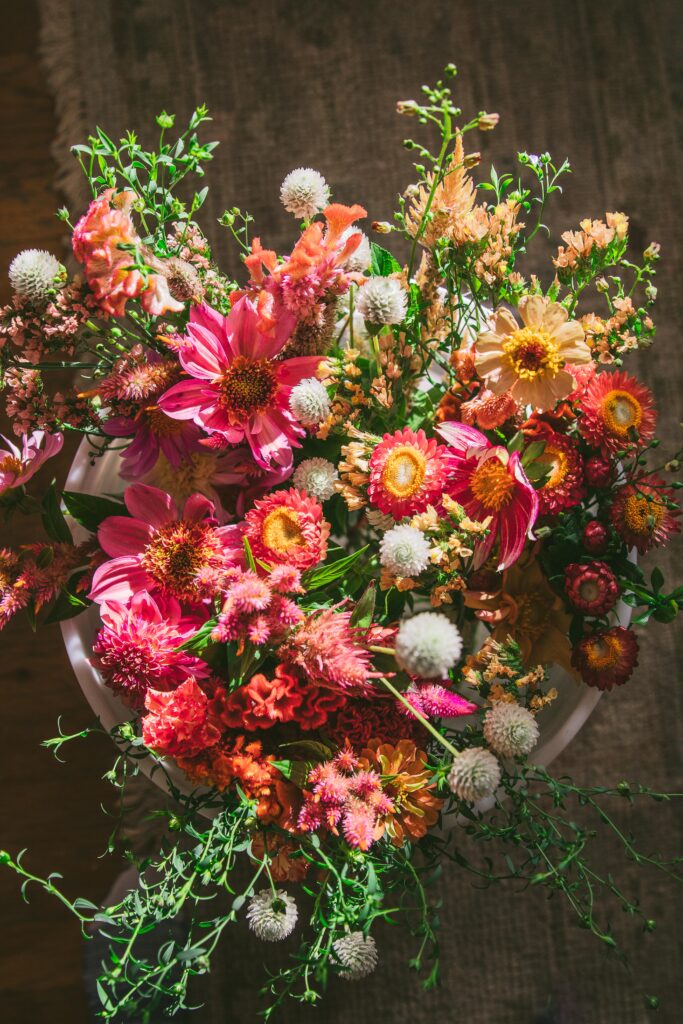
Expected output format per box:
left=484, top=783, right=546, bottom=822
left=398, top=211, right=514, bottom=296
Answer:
left=89, top=556, right=151, bottom=604
left=183, top=492, right=215, bottom=523
left=226, top=296, right=279, bottom=360
left=275, top=356, right=324, bottom=387
left=98, top=515, right=153, bottom=557
left=437, top=420, right=490, bottom=456
left=180, top=321, right=229, bottom=378
left=124, top=483, right=177, bottom=527
left=103, top=415, right=136, bottom=438
left=472, top=518, right=497, bottom=570
left=158, top=380, right=217, bottom=420
left=245, top=411, right=295, bottom=469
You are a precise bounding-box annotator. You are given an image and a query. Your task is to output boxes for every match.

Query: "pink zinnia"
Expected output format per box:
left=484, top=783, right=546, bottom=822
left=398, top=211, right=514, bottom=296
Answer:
left=89, top=482, right=244, bottom=606
left=141, top=677, right=221, bottom=758
left=72, top=189, right=183, bottom=318
left=92, top=590, right=210, bottom=709
left=0, top=430, right=63, bottom=493
left=438, top=421, right=539, bottom=570
left=157, top=298, right=322, bottom=470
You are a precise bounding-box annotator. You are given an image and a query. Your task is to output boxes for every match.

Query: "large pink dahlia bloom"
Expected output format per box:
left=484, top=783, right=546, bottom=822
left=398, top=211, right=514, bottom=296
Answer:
left=438, top=421, right=539, bottom=570
left=158, top=298, right=322, bottom=470
left=89, top=482, right=244, bottom=606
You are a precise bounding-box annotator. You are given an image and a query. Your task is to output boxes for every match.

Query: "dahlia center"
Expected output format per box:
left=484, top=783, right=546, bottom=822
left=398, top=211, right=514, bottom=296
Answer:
left=381, top=446, right=426, bottom=499
left=141, top=520, right=219, bottom=601
left=261, top=507, right=305, bottom=553
left=219, top=355, right=278, bottom=418
left=470, top=458, right=514, bottom=511
left=503, top=327, right=562, bottom=380
left=622, top=493, right=664, bottom=536
left=600, top=390, right=642, bottom=437
left=0, top=455, right=23, bottom=476
left=145, top=406, right=187, bottom=437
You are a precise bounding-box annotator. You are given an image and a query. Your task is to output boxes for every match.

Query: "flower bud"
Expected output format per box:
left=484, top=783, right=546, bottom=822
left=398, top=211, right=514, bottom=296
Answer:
left=396, top=100, right=419, bottom=116
left=582, top=520, right=609, bottom=555
left=644, top=242, right=661, bottom=261
left=584, top=455, right=613, bottom=489
left=371, top=221, right=392, bottom=234
left=477, top=112, right=500, bottom=131
left=464, top=152, right=481, bottom=169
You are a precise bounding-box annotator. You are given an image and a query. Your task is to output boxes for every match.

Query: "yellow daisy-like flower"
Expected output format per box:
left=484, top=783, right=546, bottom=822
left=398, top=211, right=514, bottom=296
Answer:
left=474, top=295, right=591, bottom=411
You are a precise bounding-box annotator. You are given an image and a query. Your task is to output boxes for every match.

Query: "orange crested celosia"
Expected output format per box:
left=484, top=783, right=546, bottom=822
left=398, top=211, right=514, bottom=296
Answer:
left=359, top=739, right=443, bottom=846
left=474, top=295, right=591, bottom=412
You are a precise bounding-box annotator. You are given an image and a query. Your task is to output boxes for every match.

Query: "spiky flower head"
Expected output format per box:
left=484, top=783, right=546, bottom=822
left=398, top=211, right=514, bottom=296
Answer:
left=355, top=277, right=407, bottom=325
left=483, top=702, right=539, bottom=757
left=289, top=377, right=331, bottom=428
left=394, top=611, right=462, bottom=679
left=379, top=524, right=431, bottom=577
left=447, top=748, right=501, bottom=802
left=293, top=457, right=338, bottom=502
left=246, top=888, right=298, bottom=941
left=9, top=249, right=61, bottom=304
left=280, top=168, right=330, bottom=220
left=332, top=932, right=378, bottom=980
left=339, top=227, right=372, bottom=272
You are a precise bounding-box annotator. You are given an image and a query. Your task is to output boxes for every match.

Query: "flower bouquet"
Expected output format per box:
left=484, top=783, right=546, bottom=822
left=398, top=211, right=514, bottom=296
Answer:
left=1, top=67, right=682, bottom=1019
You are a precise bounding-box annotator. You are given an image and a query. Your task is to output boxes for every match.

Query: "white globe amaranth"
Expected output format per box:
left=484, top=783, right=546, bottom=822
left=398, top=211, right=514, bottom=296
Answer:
left=379, top=524, right=431, bottom=577
left=332, top=932, right=378, bottom=980
left=293, top=457, right=339, bottom=502
left=9, top=249, right=61, bottom=304
left=355, top=276, right=407, bottom=325
left=447, top=748, right=502, bottom=803
left=280, top=167, right=330, bottom=220
left=394, top=611, right=462, bottom=679
left=246, top=888, right=298, bottom=942
left=339, top=226, right=372, bottom=273
left=483, top=702, right=539, bottom=758
left=289, top=377, right=331, bottom=428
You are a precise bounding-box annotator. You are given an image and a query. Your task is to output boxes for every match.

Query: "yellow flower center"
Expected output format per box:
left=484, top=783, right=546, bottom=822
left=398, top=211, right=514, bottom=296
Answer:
left=141, top=520, right=219, bottom=602
left=538, top=444, right=568, bottom=490
left=584, top=633, right=624, bottom=670
left=145, top=407, right=187, bottom=437
left=599, top=389, right=642, bottom=437
left=514, top=591, right=552, bottom=641
left=261, top=507, right=305, bottom=553
left=470, top=457, right=514, bottom=511
left=622, top=493, right=664, bottom=536
left=502, top=327, right=563, bottom=381
left=0, top=455, right=23, bottom=476
left=381, top=446, right=426, bottom=499
left=219, top=355, right=278, bottom=419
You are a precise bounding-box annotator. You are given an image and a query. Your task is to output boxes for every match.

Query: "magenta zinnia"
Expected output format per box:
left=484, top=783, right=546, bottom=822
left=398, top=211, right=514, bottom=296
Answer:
left=158, top=298, right=322, bottom=471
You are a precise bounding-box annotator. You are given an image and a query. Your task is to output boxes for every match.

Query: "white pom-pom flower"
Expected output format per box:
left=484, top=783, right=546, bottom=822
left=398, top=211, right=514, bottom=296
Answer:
left=332, top=932, right=378, bottom=980
left=289, top=378, right=331, bottom=428
left=447, top=748, right=502, bottom=803
left=355, top=277, right=407, bottom=325
left=246, top=888, right=298, bottom=942
left=293, top=457, right=338, bottom=502
left=280, top=168, right=330, bottom=220
left=380, top=524, right=431, bottom=577
left=394, top=611, right=462, bottom=679
left=339, top=227, right=372, bottom=273
left=483, top=702, right=539, bottom=758
left=9, top=249, right=61, bottom=304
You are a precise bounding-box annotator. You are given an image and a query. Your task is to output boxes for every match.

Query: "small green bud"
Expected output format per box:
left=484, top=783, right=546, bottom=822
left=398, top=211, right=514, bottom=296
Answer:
left=644, top=994, right=659, bottom=1010
left=156, top=111, right=175, bottom=130
left=645, top=919, right=656, bottom=932
left=0, top=850, right=11, bottom=864
left=617, top=781, right=631, bottom=796
left=444, top=63, right=457, bottom=77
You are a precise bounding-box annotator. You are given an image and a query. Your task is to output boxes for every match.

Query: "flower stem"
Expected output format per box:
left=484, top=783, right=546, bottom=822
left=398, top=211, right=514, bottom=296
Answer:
left=377, top=675, right=459, bottom=759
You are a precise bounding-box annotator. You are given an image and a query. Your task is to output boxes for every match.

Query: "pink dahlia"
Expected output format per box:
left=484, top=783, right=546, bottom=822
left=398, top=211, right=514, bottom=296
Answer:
left=578, top=370, right=656, bottom=455
left=609, top=475, right=681, bottom=554
left=89, top=482, right=244, bottom=606
left=104, top=408, right=203, bottom=480
left=564, top=561, right=619, bottom=616
left=438, top=421, right=539, bottom=570
left=92, top=591, right=210, bottom=709
left=367, top=428, right=447, bottom=520
left=0, top=429, right=63, bottom=493
left=158, top=298, right=322, bottom=470
left=142, top=677, right=221, bottom=758
left=244, top=487, right=329, bottom=570
left=72, top=189, right=183, bottom=318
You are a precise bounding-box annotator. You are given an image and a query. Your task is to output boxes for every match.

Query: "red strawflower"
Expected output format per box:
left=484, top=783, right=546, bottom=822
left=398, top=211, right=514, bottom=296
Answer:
left=141, top=677, right=221, bottom=757
left=584, top=455, right=614, bottom=489
left=244, top=487, right=329, bottom=570
left=571, top=626, right=639, bottom=690
left=368, top=427, right=447, bottom=520
left=609, top=475, right=681, bottom=554
left=564, top=561, right=619, bottom=616
left=582, top=520, right=610, bottom=555
left=534, top=432, right=586, bottom=515
left=578, top=370, right=656, bottom=455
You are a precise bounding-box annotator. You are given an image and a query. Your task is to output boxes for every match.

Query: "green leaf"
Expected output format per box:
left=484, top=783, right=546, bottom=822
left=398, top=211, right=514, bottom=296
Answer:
left=650, top=566, right=664, bottom=593
left=62, top=491, right=126, bottom=533
left=41, top=483, right=73, bottom=545
left=177, top=619, right=218, bottom=653
left=302, top=545, right=369, bottom=590
left=370, top=242, right=401, bottom=277
left=350, top=581, right=377, bottom=628
left=43, top=588, right=89, bottom=625
left=243, top=537, right=257, bottom=572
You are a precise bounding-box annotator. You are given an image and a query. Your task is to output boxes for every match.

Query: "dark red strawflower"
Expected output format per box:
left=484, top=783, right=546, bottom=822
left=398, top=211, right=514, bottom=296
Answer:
left=584, top=455, right=614, bottom=489
left=571, top=626, right=638, bottom=690
left=565, top=561, right=619, bottom=616
left=582, top=521, right=610, bottom=555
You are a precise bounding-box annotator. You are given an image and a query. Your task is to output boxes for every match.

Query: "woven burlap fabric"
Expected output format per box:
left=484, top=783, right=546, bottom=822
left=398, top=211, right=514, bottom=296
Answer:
left=38, top=1, right=682, bottom=1020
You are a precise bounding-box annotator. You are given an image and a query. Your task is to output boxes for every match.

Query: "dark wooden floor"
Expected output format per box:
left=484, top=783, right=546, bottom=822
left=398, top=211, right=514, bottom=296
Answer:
left=0, top=5, right=119, bottom=1021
